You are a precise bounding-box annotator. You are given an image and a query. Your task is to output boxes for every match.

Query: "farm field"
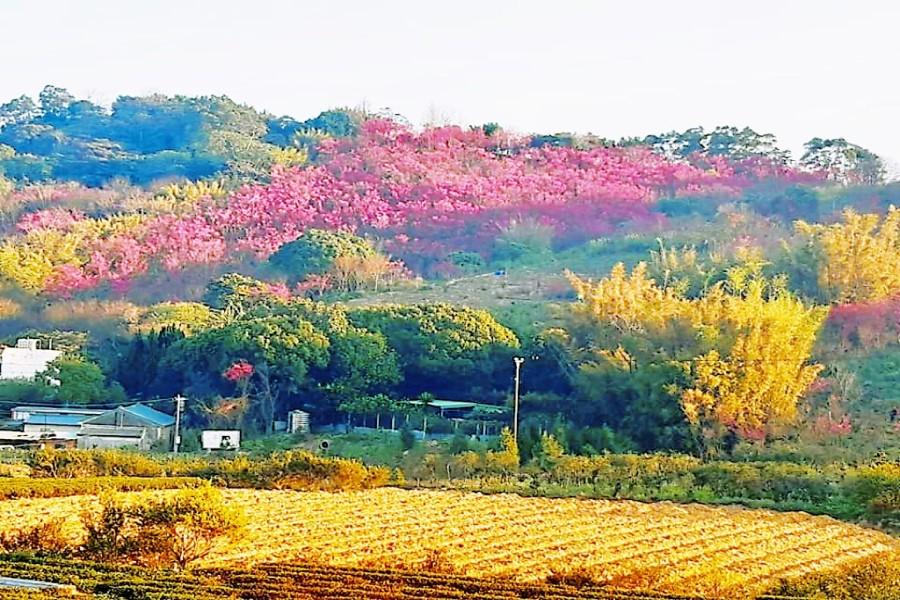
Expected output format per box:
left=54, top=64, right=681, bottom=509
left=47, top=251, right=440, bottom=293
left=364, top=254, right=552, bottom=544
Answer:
left=0, top=488, right=896, bottom=597
left=0, top=555, right=810, bottom=600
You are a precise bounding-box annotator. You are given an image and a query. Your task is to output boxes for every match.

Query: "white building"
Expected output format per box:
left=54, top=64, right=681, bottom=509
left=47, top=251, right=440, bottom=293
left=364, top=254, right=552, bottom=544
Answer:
left=0, top=339, right=62, bottom=381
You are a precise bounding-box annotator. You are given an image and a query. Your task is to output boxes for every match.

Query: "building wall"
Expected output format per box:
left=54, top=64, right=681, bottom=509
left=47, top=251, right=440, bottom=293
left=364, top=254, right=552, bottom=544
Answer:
left=78, top=435, right=144, bottom=450
left=0, top=348, right=62, bottom=380
left=22, top=423, right=82, bottom=440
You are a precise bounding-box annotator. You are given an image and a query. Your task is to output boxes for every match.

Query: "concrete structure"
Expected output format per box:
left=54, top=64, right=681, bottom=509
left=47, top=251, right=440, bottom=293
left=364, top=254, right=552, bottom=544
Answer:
left=0, top=339, right=62, bottom=381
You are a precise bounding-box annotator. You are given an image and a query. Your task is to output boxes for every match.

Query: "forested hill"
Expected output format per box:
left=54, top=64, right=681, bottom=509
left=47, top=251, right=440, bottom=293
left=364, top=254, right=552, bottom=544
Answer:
left=0, top=85, right=893, bottom=299
left=0, top=85, right=899, bottom=461
left=0, top=85, right=886, bottom=187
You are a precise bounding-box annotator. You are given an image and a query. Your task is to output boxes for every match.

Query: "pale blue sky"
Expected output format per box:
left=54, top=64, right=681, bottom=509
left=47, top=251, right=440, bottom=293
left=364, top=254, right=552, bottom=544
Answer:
left=1, top=0, right=898, bottom=166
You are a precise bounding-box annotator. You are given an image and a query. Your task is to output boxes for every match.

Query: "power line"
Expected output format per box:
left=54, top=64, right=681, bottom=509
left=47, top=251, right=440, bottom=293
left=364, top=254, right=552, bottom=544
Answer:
left=0, top=396, right=180, bottom=410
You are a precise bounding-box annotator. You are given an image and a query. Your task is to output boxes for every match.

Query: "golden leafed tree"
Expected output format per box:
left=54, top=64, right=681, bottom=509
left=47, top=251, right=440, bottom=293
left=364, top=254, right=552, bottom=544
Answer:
left=566, top=263, right=685, bottom=336
left=795, top=207, right=900, bottom=303
left=679, top=274, right=827, bottom=435
left=566, top=263, right=826, bottom=439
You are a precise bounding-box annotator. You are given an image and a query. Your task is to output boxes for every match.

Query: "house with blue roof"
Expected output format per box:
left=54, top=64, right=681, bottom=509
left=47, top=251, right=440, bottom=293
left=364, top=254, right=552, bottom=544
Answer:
left=22, top=413, right=95, bottom=441
left=80, top=404, right=175, bottom=450
left=0, top=403, right=175, bottom=451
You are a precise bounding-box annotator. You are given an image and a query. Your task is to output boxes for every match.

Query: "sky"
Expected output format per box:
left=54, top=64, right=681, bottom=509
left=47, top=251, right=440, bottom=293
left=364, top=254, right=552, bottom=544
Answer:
left=1, top=0, right=898, bottom=168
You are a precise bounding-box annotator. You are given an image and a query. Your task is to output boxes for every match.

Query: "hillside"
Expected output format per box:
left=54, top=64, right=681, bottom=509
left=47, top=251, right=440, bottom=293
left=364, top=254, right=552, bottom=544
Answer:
left=0, top=87, right=899, bottom=466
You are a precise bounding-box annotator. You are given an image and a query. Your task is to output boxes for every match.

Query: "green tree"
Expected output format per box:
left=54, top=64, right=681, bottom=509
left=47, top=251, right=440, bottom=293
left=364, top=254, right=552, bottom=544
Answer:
left=0, top=95, right=40, bottom=127
left=270, top=229, right=376, bottom=283
left=37, top=85, right=76, bottom=126
left=166, top=313, right=331, bottom=431
left=135, top=301, right=220, bottom=335
left=115, top=326, right=186, bottom=397
left=202, top=273, right=286, bottom=316
left=348, top=303, right=519, bottom=398
left=42, top=356, right=107, bottom=405
left=640, top=125, right=790, bottom=163
left=262, top=300, right=401, bottom=413
left=800, top=137, right=885, bottom=185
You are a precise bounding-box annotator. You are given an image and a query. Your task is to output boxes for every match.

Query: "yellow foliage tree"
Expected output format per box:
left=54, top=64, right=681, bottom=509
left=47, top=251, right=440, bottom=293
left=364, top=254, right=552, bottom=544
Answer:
left=485, top=427, right=519, bottom=474
left=679, top=276, right=827, bottom=434
left=795, top=207, right=900, bottom=303
left=566, top=263, right=685, bottom=336
left=0, top=229, right=85, bottom=291
left=567, top=263, right=827, bottom=441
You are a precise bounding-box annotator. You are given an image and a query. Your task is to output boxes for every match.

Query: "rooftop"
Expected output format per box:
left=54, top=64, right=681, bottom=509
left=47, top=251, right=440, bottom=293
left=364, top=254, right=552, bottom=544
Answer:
left=12, top=406, right=106, bottom=416
left=400, top=399, right=508, bottom=415
left=23, top=414, right=91, bottom=427
left=82, top=403, right=175, bottom=428
left=124, top=403, right=176, bottom=427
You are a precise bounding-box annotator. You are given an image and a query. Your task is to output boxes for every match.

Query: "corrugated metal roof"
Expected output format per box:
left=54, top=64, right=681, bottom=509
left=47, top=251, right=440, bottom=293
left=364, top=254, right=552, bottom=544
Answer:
left=12, top=406, right=105, bottom=415
left=400, top=399, right=507, bottom=414
left=23, top=414, right=91, bottom=426
left=124, top=403, right=175, bottom=427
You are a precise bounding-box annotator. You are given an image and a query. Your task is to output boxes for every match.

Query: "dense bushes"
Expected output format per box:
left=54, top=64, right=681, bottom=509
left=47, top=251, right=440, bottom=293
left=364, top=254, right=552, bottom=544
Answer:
left=0, top=476, right=203, bottom=500
left=17, top=448, right=391, bottom=493
left=270, top=228, right=377, bottom=283
left=768, top=550, right=900, bottom=600
left=429, top=450, right=900, bottom=525
left=184, top=450, right=391, bottom=491
left=27, top=448, right=169, bottom=478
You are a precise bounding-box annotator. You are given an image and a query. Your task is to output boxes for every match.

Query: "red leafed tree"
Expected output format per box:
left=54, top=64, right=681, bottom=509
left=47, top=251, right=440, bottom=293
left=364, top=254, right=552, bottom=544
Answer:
left=223, top=361, right=254, bottom=382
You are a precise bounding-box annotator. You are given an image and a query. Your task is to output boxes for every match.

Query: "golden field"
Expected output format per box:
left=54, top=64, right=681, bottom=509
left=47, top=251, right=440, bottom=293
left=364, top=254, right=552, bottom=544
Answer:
left=1, top=487, right=897, bottom=596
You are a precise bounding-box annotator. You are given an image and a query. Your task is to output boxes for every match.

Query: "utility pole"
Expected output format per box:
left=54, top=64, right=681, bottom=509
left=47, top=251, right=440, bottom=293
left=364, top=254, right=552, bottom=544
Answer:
left=513, top=357, right=524, bottom=443
left=173, top=395, right=185, bottom=454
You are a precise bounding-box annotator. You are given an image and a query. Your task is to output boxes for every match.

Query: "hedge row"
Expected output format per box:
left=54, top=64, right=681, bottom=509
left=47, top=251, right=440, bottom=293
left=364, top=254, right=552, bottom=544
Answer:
left=434, top=454, right=900, bottom=526
left=18, top=448, right=391, bottom=492
left=0, top=476, right=203, bottom=500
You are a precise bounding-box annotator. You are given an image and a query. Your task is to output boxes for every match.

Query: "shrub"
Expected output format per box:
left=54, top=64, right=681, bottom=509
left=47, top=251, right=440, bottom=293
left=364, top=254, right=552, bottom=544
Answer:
left=0, top=476, right=203, bottom=500
left=399, top=425, right=416, bottom=451
left=127, top=487, right=246, bottom=569
left=0, top=518, right=71, bottom=555
left=186, top=450, right=391, bottom=492
left=28, top=448, right=166, bottom=478
left=492, top=218, right=554, bottom=262
left=82, top=487, right=245, bottom=570
left=446, top=251, right=485, bottom=274
left=270, top=228, right=376, bottom=283
left=769, top=550, right=900, bottom=600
